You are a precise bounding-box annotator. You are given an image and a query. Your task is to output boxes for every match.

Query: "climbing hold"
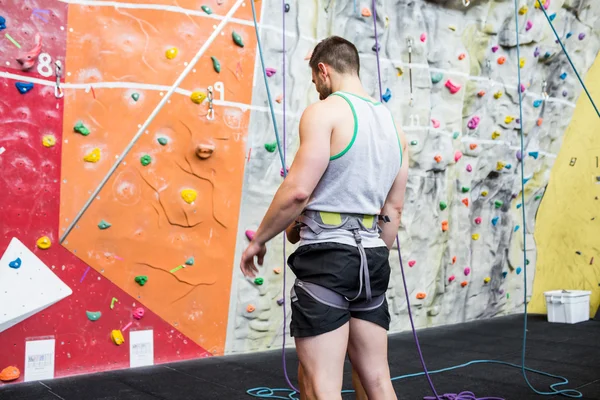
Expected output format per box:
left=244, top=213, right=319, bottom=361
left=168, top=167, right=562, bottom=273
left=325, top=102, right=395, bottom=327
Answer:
left=254, top=277, right=264, bottom=285
left=462, top=198, right=469, bottom=207
left=246, top=304, right=255, bottom=313
left=42, top=135, right=56, bottom=148
left=516, top=203, right=522, bottom=209
left=514, top=225, right=520, bottom=232
left=285, top=3, right=290, bottom=12
left=516, top=267, right=522, bottom=275
left=280, top=166, right=290, bottom=177
left=265, top=67, right=276, bottom=77
left=408, top=260, right=416, bottom=267
left=111, top=329, right=125, bottom=345
left=277, top=298, right=285, bottom=306
left=441, top=221, right=449, bottom=231
left=361, top=7, right=371, bottom=17
left=133, top=307, right=145, bottom=320
left=181, top=189, right=197, bottom=204
left=9, top=257, right=21, bottom=269
left=452, top=256, right=457, bottom=264
left=560, top=72, right=567, bottom=80
left=466, top=164, right=472, bottom=172
left=439, top=201, right=447, bottom=210
left=533, top=99, right=543, bottom=108
left=562, top=90, right=568, bottom=97
left=140, top=154, right=152, bottom=166
left=505, top=164, right=512, bottom=170
left=528, top=151, right=539, bottom=159
left=534, top=195, right=542, bottom=200
left=523, top=177, right=531, bottom=184
left=469, top=143, right=477, bottom=150
left=549, top=13, right=556, bottom=21
left=494, top=91, right=503, bottom=99
left=448, top=25, right=457, bottom=31
left=492, top=216, right=499, bottom=226
left=196, top=143, right=215, bottom=159
left=491, top=45, right=499, bottom=53
left=185, top=257, right=194, bottom=266
left=36, top=236, right=51, bottom=250
left=544, top=52, right=551, bottom=59
left=520, top=84, right=526, bottom=93
left=396, top=67, right=403, bottom=76
left=371, top=43, right=380, bottom=52
left=455, top=151, right=463, bottom=162
left=491, top=131, right=501, bottom=140
left=74, top=121, right=90, bottom=136
left=416, top=292, right=426, bottom=300
left=264, top=142, right=277, bottom=152
left=461, top=281, right=468, bottom=287
left=86, top=311, right=102, bottom=321
left=497, top=56, right=506, bottom=65
left=0, top=16, right=5, bottom=31
left=467, top=116, right=480, bottom=129
left=273, top=268, right=282, bottom=275
left=484, top=277, right=491, bottom=284
left=494, top=200, right=503, bottom=208
left=432, top=119, right=440, bottom=129
left=525, top=20, right=533, bottom=31
left=420, top=33, right=426, bottom=42
left=131, top=93, right=140, bottom=101
left=472, top=233, right=479, bottom=240
left=431, top=72, right=444, bottom=84
left=504, top=116, right=514, bottom=124
left=458, top=53, right=466, bottom=60
left=464, top=267, right=471, bottom=276
left=382, top=88, right=392, bottom=103
left=15, top=82, right=34, bottom=94
left=519, top=5, right=528, bottom=14
left=496, top=161, right=505, bottom=171
left=0, top=366, right=20, bottom=382
left=579, top=33, right=586, bottom=40
left=477, top=90, right=486, bottom=97
left=165, top=47, right=178, bottom=60
left=474, top=217, right=482, bottom=224
left=434, top=154, right=442, bottom=163
left=448, top=275, right=455, bottom=283
left=461, top=186, right=470, bottom=193
left=232, top=31, right=244, bottom=47
left=98, top=220, right=111, bottom=230
left=190, top=91, right=207, bottom=104
left=157, top=137, right=168, bottom=146
left=211, top=56, right=221, bottom=73
left=481, top=190, right=488, bottom=197
left=245, top=230, right=256, bottom=241
left=537, top=118, right=543, bottom=127
left=502, top=271, right=508, bottom=278
left=135, top=275, right=148, bottom=286
left=445, top=79, right=461, bottom=94
left=453, top=132, right=460, bottom=139
left=201, top=5, right=213, bottom=14
left=516, top=150, right=523, bottom=161
left=534, top=47, right=540, bottom=57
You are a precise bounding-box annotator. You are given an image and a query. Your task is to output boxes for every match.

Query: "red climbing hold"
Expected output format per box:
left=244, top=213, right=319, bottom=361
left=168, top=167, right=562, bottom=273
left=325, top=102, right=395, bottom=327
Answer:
left=462, top=198, right=469, bottom=207
left=408, top=260, right=416, bottom=267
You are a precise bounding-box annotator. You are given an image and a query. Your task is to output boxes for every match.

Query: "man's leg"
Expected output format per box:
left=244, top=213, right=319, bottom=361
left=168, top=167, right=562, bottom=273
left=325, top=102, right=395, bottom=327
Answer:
left=295, top=322, right=349, bottom=400
left=347, top=318, right=397, bottom=400
left=351, top=365, right=369, bottom=400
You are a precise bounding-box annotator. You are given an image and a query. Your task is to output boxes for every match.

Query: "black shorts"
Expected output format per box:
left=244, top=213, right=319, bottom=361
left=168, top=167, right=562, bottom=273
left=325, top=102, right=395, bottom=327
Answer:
left=287, top=242, right=391, bottom=338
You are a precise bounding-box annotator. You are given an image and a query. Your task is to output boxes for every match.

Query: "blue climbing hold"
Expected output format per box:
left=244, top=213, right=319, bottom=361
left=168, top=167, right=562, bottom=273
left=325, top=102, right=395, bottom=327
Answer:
left=516, top=203, right=522, bottom=209
left=0, top=16, right=6, bottom=31
left=528, top=151, right=539, bottom=159
left=560, top=72, right=567, bottom=80
left=523, top=177, right=531, bottom=184
left=15, top=82, right=34, bottom=94
left=505, top=164, right=512, bottom=170
left=544, top=52, right=551, bottom=58
left=566, top=32, right=572, bottom=39
left=533, top=99, right=543, bottom=108
left=382, top=88, right=392, bottom=103
left=9, top=257, right=22, bottom=269
left=549, top=13, right=556, bottom=21
left=514, top=225, right=520, bottom=232
left=492, top=216, right=499, bottom=226
left=516, top=267, right=522, bottom=275
left=502, top=271, right=508, bottom=278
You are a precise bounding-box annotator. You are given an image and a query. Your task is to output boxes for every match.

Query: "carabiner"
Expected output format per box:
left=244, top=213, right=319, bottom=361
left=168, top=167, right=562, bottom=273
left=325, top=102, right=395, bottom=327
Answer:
left=207, top=86, right=215, bottom=120
left=54, top=60, right=64, bottom=99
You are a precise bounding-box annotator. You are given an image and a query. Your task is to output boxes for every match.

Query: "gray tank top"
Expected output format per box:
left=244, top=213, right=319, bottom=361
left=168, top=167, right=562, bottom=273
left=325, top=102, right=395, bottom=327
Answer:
left=299, top=91, right=402, bottom=248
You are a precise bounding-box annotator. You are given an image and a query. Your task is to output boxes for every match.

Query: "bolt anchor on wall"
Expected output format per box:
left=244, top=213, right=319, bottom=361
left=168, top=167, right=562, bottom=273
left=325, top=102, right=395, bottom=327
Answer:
left=406, top=36, right=414, bottom=106
left=54, top=60, right=64, bottom=98
left=207, top=85, right=215, bottom=120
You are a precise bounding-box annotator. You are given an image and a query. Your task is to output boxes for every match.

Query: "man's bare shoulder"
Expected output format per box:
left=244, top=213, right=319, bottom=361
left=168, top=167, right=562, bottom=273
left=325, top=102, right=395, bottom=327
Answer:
left=300, top=96, right=346, bottom=126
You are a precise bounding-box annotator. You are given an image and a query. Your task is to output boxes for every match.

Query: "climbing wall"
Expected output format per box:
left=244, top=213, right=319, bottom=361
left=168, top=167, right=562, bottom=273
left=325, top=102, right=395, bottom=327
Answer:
left=0, top=0, right=258, bottom=384
left=226, top=0, right=600, bottom=354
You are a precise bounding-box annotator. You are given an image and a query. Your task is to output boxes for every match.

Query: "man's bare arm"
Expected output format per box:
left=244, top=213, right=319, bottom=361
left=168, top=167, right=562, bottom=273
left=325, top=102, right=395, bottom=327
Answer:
left=379, top=126, right=409, bottom=249
left=251, top=103, right=332, bottom=246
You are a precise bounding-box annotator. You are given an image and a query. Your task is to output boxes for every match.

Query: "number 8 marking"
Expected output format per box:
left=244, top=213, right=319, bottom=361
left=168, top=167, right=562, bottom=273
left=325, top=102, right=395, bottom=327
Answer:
left=37, top=53, right=53, bottom=78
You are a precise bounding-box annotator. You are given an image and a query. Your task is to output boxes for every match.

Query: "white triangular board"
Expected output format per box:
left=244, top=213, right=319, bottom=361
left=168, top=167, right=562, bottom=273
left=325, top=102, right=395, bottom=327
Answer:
left=0, top=237, right=73, bottom=333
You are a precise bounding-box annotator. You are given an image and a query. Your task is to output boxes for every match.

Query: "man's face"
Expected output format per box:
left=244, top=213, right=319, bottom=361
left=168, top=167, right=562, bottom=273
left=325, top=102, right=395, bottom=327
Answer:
left=312, top=68, right=332, bottom=100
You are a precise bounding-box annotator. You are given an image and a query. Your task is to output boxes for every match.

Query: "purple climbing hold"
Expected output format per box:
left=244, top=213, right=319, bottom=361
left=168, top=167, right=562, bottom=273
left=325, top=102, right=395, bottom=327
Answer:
left=516, top=150, right=522, bottom=161
left=466, top=164, right=472, bottom=172
left=563, top=90, right=568, bottom=97
left=467, top=116, right=480, bottom=130
left=491, top=45, right=499, bottom=53
left=277, top=298, right=285, bottom=306
left=499, top=289, right=505, bottom=295
left=464, top=267, right=471, bottom=276
left=534, top=47, right=540, bottom=57
left=526, top=20, right=533, bottom=31
left=372, top=43, right=380, bottom=52
left=579, top=33, right=586, bottom=40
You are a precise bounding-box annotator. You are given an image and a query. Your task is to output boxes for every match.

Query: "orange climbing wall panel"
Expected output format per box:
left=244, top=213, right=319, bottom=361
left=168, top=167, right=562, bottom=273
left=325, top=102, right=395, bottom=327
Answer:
left=59, top=1, right=259, bottom=355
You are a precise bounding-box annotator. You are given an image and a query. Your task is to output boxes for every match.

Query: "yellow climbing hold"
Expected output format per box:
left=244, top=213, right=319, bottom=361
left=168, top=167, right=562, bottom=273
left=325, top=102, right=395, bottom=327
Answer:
left=36, top=236, right=51, bottom=249
left=534, top=0, right=546, bottom=9
left=181, top=189, right=197, bottom=204
left=165, top=47, right=178, bottom=60
left=472, top=233, right=480, bottom=240
left=519, top=58, right=525, bottom=68
left=385, top=16, right=390, bottom=28
left=494, top=91, right=503, bottom=99
left=484, top=277, right=491, bottom=284
left=505, top=116, right=515, bottom=124
left=448, top=24, right=457, bottom=31
left=396, top=67, right=403, bottom=77
left=190, top=91, right=207, bottom=104
left=111, top=329, right=125, bottom=345
left=83, top=148, right=101, bottom=163
left=519, top=5, right=528, bottom=14
left=492, top=131, right=501, bottom=140
left=42, top=135, right=56, bottom=148
left=496, top=161, right=506, bottom=171
left=481, top=191, right=488, bottom=197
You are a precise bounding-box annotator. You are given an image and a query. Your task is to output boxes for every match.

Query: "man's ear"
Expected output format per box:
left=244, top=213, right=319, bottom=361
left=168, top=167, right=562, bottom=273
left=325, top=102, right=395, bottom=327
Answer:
left=317, top=62, right=328, bottom=79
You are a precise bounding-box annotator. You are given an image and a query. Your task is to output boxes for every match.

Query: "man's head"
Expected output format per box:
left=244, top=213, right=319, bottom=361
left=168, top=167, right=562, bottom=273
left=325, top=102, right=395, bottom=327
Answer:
left=309, top=36, right=360, bottom=100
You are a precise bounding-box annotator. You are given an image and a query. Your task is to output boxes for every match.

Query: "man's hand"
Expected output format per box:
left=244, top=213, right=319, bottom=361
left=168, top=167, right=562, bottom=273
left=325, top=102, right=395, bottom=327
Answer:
left=240, top=241, right=267, bottom=278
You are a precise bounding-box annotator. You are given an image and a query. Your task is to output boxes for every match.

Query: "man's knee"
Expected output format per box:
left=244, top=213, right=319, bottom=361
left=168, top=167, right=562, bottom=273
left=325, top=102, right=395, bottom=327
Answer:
left=360, top=368, right=392, bottom=392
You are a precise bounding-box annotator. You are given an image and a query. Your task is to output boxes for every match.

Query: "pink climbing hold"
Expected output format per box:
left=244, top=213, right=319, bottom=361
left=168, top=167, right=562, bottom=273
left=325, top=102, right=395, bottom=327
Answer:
left=491, top=45, right=499, bottom=53
left=245, top=230, right=256, bottom=241
left=280, top=166, right=290, bottom=177
left=467, top=116, right=480, bottom=129
left=420, top=33, right=427, bottom=42
left=16, top=33, right=42, bottom=70
left=464, top=267, right=471, bottom=276
left=445, top=79, right=461, bottom=94
left=520, top=84, right=526, bottom=93
left=526, top=20, right=533, bottom=31
left=448, top=275, right=456, bottom=283
left=133, top=307, right=145, bottom=320
left=266, top=68, right=277, bottom=77
left=432, top=119, right=440, bottom=129
left=474, top=217, right=482, bottom=224
left=466, top=164, right=472, bottom=172
left=454, top=151, right=463, bottom=162
left=408, top=260, right=416, bottom=267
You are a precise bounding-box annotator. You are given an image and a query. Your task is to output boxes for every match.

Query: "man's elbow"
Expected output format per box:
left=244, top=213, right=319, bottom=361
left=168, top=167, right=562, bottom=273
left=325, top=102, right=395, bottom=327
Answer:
left=291, top=188, right=311, bottom=205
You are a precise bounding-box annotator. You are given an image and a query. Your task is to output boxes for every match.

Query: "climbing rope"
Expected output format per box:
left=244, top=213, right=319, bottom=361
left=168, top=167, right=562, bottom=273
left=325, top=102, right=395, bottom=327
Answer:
left=246, top=0, right=586, bottom=398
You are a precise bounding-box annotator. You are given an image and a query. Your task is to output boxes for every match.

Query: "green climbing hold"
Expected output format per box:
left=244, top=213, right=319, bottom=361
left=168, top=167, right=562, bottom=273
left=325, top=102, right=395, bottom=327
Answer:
left=157, top=137, right=168, bottom=146
left=135, top=275, right=148, bottom=286
left=232, top=31, right=244, bottom=47
left=211, top=56, right=221, bottom=73
left=494, top=200, right=504, bottom=208
left=140, top=154, right=152, bottom=166
left=507, top=293, right=510, bottom=299
left=264, top=142, right=277, bottom=152
left=86, top=311, right=102, bottom=321
left=431, top=72, right=444, bottom=84
left=439, top=201, right=447, bottom=210
left=201, top=5, right=213, bottom=14
left=461, top=186, right=470, bottom=193
left=410, top=140, right=418, bottom=146
left=185, top=257, right=194, bottom=266
left=452, top=132, right=460, bottom=139
left=131, top=93, right=140, bottom=102
left=526, top=259, right=530, bottom=265
left=98, top=220, right=111, bottom=230
left=534, top=195, right=542, bottom=200
left=254, top=277, right=264, bottom=285
left=74, top=121, right=90, bottom=136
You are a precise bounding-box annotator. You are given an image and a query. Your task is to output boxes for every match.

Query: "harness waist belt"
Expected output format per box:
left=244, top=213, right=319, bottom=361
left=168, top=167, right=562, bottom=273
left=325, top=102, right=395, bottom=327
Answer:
left=291, top=279, right=385, bottom=312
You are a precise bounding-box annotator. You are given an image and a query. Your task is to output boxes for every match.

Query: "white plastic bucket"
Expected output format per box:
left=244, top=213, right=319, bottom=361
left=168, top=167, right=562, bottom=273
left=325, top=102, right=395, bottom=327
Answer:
left=544, top=290, right=591, bottom=324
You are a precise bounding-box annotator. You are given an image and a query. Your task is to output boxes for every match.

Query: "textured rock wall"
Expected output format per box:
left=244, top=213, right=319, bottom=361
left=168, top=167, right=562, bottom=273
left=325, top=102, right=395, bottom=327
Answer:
left=226, top=0, right=600, bottom=353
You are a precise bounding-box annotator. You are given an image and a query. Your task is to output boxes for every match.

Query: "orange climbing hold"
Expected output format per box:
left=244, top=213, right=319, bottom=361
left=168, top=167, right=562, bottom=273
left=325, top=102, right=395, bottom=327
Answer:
left=416, top=292, right=426, bottom=300
left=273, top=268, right=281, bottom=274
left=434, top=154, right=442, bottom=163
left=441, top=220, right=449, bottom=231
left=246, top=304, right=256, bottom=313
left=461, top=281, right=468, bottom=287
left=361, top=7, right=372, bottom=17
left=477, top=90, right=486, bottom=97
left=0, top=366, right=20, bottom=382
left=458, top=53, right=466, bottom=60
left=469, top=143, right=477, bottom=150
left=452, top=256, right=457, bottom=264
left=537, top=118, right=543, bottom=126
left=497, top=56, right=506, bottom=65
left=462, top=198, right=469, bottom=207
left=276, top=94, right=283, bottom=104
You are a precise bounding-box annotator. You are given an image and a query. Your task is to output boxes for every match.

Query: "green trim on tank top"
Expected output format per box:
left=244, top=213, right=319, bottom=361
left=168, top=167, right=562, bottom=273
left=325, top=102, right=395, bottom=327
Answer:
left=329, top=92, right=358, bottom=160
left=337, top=91, right=382, bottom=106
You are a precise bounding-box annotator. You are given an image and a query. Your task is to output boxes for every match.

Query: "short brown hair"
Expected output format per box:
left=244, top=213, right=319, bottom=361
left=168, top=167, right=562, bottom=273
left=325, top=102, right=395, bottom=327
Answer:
left=309, top=36, right=360, bottom=75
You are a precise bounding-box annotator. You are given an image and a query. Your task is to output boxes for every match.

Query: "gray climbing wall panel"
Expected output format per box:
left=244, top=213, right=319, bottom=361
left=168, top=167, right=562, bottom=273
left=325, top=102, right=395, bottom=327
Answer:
left=225, top=0, right=600, bottom=354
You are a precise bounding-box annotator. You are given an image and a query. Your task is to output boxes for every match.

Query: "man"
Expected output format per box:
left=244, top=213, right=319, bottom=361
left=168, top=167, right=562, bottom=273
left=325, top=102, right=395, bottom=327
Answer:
left=240, top=36, right=409, bottom=400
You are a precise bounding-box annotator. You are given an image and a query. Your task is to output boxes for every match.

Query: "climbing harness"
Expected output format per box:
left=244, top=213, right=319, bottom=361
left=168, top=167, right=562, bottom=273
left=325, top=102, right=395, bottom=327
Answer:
left=207, top=86, right=215, bottom=120
left=54, top=60, right=64, bottom=99
left=291, top=211, right=390, bottom=310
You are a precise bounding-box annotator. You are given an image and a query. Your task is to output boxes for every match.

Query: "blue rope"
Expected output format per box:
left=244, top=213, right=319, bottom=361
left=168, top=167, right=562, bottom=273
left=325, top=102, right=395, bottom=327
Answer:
left=538, top=2, right=599, bottom=117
